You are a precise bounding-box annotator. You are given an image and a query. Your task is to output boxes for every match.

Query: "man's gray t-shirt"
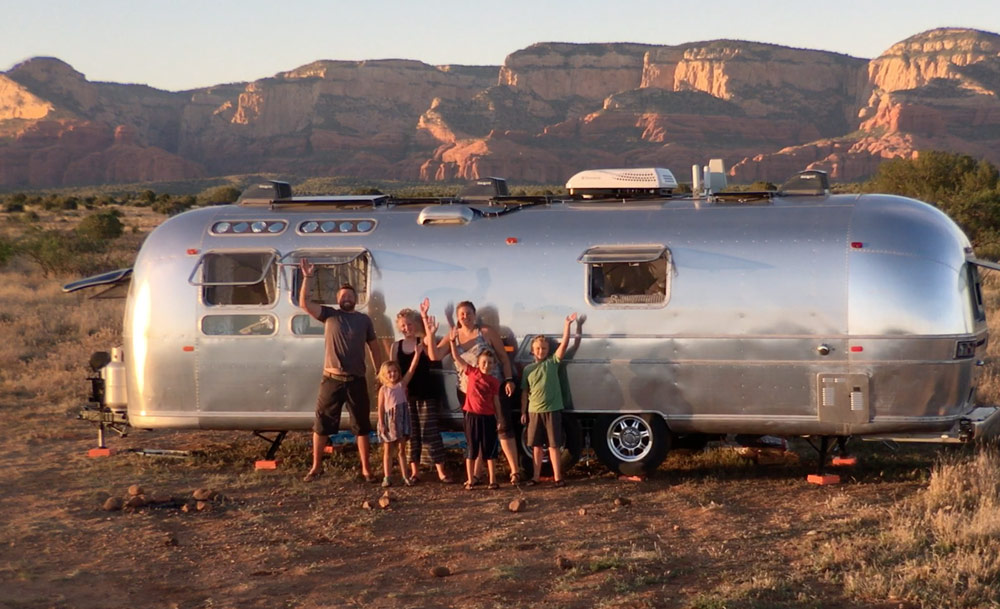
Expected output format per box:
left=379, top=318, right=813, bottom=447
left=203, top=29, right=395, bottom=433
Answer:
left=317, top=306, right=376, bottom=377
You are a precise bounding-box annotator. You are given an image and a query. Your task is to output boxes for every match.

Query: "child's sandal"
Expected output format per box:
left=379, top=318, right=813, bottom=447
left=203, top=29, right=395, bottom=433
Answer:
left=487, top=482, right=500, bottom=490
left=509, top=472, right=522, bottom=485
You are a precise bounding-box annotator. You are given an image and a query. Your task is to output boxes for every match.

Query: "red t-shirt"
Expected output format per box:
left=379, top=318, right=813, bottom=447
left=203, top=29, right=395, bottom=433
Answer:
left=463, top=367, right=499, bottom=415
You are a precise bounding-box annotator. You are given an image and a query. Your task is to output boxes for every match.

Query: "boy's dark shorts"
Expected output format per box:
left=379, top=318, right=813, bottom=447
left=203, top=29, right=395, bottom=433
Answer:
left=313, top=375, right=372, bottom=436
left=463, top=412, right=499, bottom=460
left=458, top=388, right=518, bottom=440
left=527, top=411, right=564, bottom=448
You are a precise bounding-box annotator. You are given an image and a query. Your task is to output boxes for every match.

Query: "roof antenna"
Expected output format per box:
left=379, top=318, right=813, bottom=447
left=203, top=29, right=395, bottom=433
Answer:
left=693, top=159, right=726, bottom=197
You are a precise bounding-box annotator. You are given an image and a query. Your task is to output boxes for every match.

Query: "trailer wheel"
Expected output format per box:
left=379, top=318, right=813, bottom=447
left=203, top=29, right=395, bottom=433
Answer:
left=592, top=413, right=670, bottom=476
left=518, top=414, right=583, bottom=477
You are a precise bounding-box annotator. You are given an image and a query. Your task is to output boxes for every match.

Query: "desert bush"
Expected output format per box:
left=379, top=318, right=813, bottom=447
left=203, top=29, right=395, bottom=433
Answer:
left=40, top=194, right=79, bottom=211
left=16, top=228, right=118, bottom=277
left=3, top=201, right=24, bottom=213
left=152, top=195, right=196, bottom=216
left=198, top=185, right=242, bottom=205
left=0, top=236, right=14, bottom=267
left=75, top=210, right=124, bottom=241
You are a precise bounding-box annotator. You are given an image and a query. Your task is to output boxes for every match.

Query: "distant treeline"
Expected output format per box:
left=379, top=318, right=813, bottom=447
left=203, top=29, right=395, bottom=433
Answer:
left=3, top=151, right=1000, bottom=276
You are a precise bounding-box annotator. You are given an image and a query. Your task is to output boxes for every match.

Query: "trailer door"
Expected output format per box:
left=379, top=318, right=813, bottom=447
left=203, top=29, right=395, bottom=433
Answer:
left=190, top=250, right=283, bottom=424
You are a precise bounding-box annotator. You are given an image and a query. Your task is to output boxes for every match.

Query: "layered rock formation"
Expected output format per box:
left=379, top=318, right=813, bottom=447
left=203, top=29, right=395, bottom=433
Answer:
left=2, top=28, right=999, bottom=188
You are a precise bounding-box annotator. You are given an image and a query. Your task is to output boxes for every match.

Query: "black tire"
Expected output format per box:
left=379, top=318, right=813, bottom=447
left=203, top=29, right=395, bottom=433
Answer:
left=592, top=413, right=671, bottom=476
left=518, top=414, right=584, bottom=477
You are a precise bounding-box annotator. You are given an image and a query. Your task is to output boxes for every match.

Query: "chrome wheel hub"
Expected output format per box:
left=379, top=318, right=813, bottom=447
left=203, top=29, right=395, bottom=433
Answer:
left=607, top=415, right=653, bottom=462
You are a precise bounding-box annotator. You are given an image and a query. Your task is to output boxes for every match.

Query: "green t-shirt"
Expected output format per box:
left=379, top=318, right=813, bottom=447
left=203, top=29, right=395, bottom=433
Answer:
left=521, top=355, right=564, bottom=413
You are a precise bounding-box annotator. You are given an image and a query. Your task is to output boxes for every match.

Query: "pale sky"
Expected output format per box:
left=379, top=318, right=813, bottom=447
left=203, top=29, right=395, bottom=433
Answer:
left=3, top=0, right=999, bottom=92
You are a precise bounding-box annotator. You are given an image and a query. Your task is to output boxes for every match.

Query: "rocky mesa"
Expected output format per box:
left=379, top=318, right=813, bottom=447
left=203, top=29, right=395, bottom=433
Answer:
left=1, top=27, right=999, bottom=188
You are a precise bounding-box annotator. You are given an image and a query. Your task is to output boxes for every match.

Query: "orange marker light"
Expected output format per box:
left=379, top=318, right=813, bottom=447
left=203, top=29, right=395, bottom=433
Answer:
left=182, top=346, right=195, bottom=352
left=506, top=237, right=518, bottom=245
left=850, top=346, right=863, bottom=352
left=850, top=242, right=863, bottom=249
left=187, top=248, right=200, bottom=255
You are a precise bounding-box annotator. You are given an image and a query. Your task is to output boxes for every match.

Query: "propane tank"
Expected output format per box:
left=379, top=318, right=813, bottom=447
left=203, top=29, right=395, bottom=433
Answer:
left=101, top=347, right=127, bottom=413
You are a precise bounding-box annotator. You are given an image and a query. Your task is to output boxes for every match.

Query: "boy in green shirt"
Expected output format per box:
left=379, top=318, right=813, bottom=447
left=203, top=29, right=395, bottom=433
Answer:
left=520, top=312, right=579, bottom=486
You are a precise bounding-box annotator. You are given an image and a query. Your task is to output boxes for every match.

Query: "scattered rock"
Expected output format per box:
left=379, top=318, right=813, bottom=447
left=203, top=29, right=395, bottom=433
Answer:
left=508, top=498, right=527, bottom=513
left=613, top=496, right=631, bottom=507
left=430, top=565, right=451, bottom=578
left=181, top=502, right=193, bottom=513
left=124, top=496, right=146, bottom=509
left=196, top=501, right=210, bottom=512
left=577, top=508, right=587, bottom=516
left=672, top=524, right=680, bottom=531
left=127, top=485, right=144, bottom=497
left=102, top=497, right=123, bottom=512
left=192, top=488, right=215, bottom=501
left=361, top=500, right=373, bottom=510
left=555, top=556, right=574, bottom=570
left=378, top=492, right=391, bottom=509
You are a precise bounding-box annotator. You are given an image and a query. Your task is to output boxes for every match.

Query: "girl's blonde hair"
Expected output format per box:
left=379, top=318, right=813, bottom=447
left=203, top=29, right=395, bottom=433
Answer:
left=377, top=360, right=402, bottom=386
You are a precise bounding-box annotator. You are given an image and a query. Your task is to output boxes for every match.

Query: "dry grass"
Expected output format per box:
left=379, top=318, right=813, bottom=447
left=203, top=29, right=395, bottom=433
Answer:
left=811, top=448, right=1000, bottom=608
left=0, top=271, right=123, bottom=419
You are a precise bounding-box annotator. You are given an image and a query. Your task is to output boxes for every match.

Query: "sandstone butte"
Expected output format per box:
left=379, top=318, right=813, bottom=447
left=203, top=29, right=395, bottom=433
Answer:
left=1, top=27, right=999, bottom=189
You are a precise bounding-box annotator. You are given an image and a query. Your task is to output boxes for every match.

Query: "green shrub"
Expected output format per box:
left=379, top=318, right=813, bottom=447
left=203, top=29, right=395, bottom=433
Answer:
left=198, top=185, right=242, bottom=205
left=0, top=236, right=14, bottom=267
left=18, top=229, right=111, bottom=277
left=152, top=197, right=194, bottom=216
left=76, top=211, right=124, bottom=241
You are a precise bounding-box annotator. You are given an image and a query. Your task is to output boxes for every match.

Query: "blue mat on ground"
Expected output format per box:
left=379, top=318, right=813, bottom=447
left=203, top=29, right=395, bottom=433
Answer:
left=328, top=431, right=466, bottom=449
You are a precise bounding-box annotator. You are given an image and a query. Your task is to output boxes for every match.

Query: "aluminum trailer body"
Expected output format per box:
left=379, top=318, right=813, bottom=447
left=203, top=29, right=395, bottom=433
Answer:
left=71, top=185, right=994, bottom=473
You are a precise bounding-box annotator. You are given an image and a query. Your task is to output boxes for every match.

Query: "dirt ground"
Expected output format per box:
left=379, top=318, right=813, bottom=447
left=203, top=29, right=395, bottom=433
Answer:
left=0, top=419, right=944, bottom=609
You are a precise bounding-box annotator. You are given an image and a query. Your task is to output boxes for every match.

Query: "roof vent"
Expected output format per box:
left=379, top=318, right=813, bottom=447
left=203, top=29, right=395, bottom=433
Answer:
left=417, top=205, right=476, bottom=225
left=565, top=168, right=677, bottom=198
left=779, top=170, right=830, bottom=196
left=238, top=180, right=292, bottom=205
left=459, top=177, right=509, bottom=200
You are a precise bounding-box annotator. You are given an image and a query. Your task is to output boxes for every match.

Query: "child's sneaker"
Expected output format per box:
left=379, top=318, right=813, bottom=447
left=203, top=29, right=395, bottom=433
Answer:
left=403, top=476, right=415, bottom=487
left=381, top=476, right=391, bottom=488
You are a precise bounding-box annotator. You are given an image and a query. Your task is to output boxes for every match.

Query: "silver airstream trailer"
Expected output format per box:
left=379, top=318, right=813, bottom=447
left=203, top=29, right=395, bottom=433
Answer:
left=68, top=166, right=1000, bottom=475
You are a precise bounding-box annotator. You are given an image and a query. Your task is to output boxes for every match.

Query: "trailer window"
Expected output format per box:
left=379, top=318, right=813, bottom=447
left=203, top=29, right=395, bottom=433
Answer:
left=291, top=251, right=370, bottom=308
left=579, top=245, right=670, bottom=306
left=291, top=314, right=324, bottom=335
left=201, top=314, right=277, bottom=336
left=195, top=252, right=278, bottom=306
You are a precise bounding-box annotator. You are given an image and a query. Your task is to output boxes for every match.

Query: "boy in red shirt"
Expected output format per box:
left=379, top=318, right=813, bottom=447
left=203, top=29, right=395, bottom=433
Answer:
left=450, top=327, right=501, bottom=490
